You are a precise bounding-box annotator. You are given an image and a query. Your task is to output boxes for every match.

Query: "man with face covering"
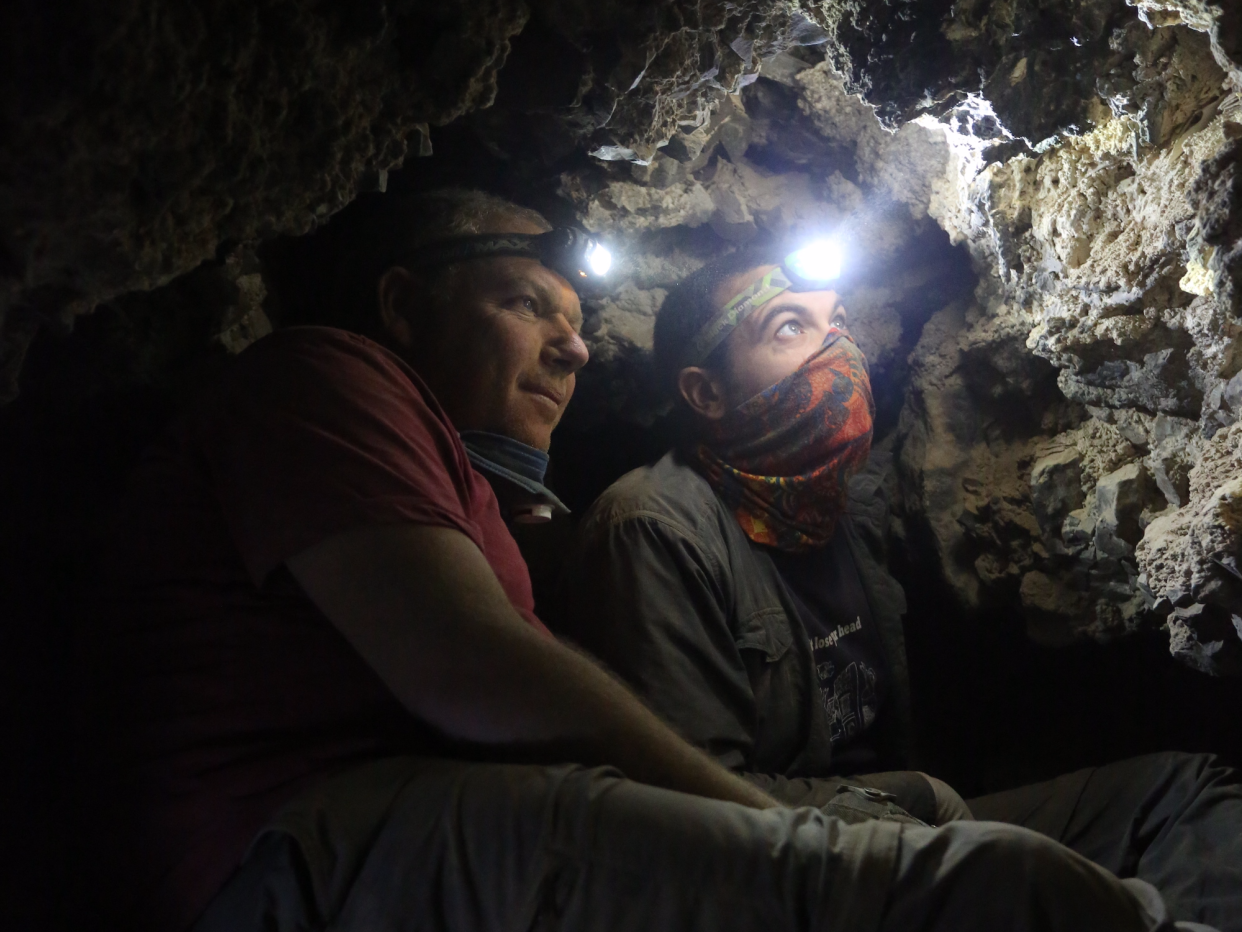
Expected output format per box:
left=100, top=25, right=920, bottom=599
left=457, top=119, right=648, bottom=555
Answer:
left=555, top=246, right=1242, bottom=932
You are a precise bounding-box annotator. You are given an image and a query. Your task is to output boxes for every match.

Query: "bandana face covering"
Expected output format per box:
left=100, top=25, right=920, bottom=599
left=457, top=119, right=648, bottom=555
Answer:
left=693, top=330, right=874, bottom=552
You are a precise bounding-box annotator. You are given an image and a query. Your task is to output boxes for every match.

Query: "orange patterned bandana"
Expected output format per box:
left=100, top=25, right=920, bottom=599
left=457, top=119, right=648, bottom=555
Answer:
left=694, top=331, right=874, bottom=552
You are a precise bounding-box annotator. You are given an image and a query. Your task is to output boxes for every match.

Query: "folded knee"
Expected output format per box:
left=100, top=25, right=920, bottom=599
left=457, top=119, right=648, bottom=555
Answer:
left=886, top=824, right=1146, bottom=931
left=937, top=822, right=1096, bottom=887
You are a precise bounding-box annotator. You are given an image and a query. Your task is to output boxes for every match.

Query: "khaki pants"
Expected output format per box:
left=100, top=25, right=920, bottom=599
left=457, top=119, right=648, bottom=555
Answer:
left=194, top=756, right=1212, bottom=932
left=970, top=752, right=1242, bottom=932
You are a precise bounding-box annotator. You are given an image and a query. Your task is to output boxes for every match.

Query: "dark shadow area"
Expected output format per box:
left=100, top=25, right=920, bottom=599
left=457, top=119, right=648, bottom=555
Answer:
left=1, top=281, right=240, bottom=930
left=895, top=547, right=1242, bottom=797
left=0, top=390, right=176, bottom=932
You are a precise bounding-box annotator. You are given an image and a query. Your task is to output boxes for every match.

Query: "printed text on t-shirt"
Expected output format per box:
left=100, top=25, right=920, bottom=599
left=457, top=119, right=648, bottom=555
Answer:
left=808, top=617, right=862, bottom=652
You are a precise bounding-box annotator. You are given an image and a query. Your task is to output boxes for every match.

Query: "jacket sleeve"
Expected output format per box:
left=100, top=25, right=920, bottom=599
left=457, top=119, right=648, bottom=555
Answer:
left=553, top=512, right=761, bottom=772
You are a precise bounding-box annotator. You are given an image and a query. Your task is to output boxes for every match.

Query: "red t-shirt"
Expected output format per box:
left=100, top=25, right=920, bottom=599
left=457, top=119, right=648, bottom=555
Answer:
left=90, top=327, right=546, bottom=931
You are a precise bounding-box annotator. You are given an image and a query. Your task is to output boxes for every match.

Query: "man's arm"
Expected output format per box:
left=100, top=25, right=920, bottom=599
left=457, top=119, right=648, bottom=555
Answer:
left=745, top=771, right=971, bottom=826
left=555, top=512, right=764, bottom=771
left=286, top=522, right=777, bottom=809
left=556, top=510, right=972, bottom=826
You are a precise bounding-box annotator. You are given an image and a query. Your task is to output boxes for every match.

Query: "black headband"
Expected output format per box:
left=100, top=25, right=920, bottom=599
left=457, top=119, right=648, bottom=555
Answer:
left=400, top=228, right=609, bottom=294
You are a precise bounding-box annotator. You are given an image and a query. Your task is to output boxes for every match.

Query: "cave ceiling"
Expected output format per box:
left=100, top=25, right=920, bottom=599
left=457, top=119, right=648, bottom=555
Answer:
left=2, top=0, right=1240, bottom=668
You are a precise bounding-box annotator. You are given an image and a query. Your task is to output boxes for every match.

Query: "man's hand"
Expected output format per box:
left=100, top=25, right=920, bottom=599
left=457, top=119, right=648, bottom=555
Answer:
left=288, top=523, right=777, bottom=810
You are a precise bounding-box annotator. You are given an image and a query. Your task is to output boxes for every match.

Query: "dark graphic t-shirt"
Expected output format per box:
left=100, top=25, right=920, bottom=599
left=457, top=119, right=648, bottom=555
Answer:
left=769, top=529, right=889, bottom=772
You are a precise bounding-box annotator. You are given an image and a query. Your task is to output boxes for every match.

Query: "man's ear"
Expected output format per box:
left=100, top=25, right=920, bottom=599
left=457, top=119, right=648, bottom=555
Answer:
left=377, top=267, right=426, bottom=349
left=677, top=367, right=731, bottom=420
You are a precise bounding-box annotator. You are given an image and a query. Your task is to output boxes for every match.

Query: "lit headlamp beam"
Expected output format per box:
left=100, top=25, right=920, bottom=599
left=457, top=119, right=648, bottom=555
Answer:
left=584, top=241, right=612, bottom=277
left=784, top=238, right=844, bottom=287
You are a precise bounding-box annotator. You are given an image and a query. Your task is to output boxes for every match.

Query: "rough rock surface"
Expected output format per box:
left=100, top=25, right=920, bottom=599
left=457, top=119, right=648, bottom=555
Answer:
left=0, top=0, right=530, bottom=401
left=5, top=0, right=1242, bottom=670
left=911, top=13, right=1242, bottom=664
left=564, top=8, right=1242, bottom=667
left=558, top=60, right=973, bottom=430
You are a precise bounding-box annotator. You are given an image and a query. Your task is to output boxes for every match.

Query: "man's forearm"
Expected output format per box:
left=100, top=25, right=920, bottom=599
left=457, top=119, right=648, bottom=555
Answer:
left=459, top=623, right=777, bottom=808
left=288, top=523, right=777, bottom=810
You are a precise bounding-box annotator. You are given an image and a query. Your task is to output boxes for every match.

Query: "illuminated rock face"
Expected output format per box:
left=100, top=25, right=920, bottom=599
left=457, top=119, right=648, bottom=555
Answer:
left=560, top=9, right=1242, bottom=666
left=898, top=19, right=1242, bottom=664
left=2, top=1, right=1240, bottom=668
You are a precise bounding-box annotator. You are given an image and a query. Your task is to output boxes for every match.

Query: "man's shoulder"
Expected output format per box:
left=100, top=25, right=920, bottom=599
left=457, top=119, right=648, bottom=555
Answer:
left=581, top=451, right=726, bottom=539
left=186, top=325, right=465, bottom=480
left=234, top=326, right=409, bottom=379
left=206, top=326, right=439, bottom=418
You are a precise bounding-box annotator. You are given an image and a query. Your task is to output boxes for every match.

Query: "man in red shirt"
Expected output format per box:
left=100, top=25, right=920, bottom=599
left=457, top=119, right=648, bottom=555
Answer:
left=90, top=190, right=1204, bottom=932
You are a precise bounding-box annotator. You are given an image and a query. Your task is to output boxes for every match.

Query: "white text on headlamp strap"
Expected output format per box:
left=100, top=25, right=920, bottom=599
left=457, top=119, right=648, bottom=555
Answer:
left=681, top=268, right=793, bottom=370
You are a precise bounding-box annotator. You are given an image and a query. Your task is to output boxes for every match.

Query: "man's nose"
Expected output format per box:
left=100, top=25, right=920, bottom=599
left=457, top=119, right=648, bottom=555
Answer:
left=818, top=292, right=842, bottom=322
left=544, top=317, right=590, bottom=374
left=816, top=293, right=844, bottom=332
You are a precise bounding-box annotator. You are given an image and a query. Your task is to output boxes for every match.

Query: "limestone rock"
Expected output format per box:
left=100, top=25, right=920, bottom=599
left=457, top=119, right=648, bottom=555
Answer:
left=1020, top=570, right=1089, bottom=647
left=579, top=179, right=716, bottom=234
left=1167, top=603, right=1242, bottom=676
left=1093, top=463, right=1159, bottom=555
left=1224, top=369, right=1242, bottom=413
left=1030, top=448, right=1085, bottom=539
left=1130, top=2, right=1242, bottom=89
left=1147, top=413, right=1204, bottom=507
left=1185, top=135, right=1242, bottom=318
left=1137, top=422, right=1242, bottom=622
left=897, top=302, right=1065, bottom=615
left=833, top=0, right=1136, bottom=141
left=794, top=64, right=952, bottom=218
left=893, top=14, right=1241, bottom=662
left=1151, top=451, right=1193, bottom=507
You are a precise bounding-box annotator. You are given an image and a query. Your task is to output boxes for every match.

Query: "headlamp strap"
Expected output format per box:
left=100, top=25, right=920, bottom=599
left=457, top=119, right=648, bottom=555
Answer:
left=398, top=229, right=604, bottom=295
left=682, top=267, right=792, bottom=369
left=401, top=234, right=540, bottom=271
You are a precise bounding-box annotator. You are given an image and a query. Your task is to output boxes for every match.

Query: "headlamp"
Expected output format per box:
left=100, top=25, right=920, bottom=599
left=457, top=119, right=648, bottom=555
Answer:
left=783, top=239, right=844, bottom=289
left=401, top=227, right=613, bottom=294
left=584, top=240, right=613, bottom=277
left=681, top=237, right=846, bottom=369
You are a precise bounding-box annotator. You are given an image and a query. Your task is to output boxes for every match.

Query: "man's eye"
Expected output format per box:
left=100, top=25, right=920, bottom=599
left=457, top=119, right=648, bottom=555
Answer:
left=775, top=320, right=804, bottom=337
left=508, top=296, right=537, bottom=313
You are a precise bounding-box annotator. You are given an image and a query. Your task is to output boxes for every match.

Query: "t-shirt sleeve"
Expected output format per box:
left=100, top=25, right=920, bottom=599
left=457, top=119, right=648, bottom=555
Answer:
left=193, top=329, right=485, bottom=585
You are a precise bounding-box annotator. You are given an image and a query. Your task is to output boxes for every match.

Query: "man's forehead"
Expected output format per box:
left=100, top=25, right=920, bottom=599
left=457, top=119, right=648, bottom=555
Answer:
left=717, top=265, right=785, bottom=331
left=718, top=263, right=779, bottom=304
left=475, top=255, right=581, bottom=311
left=728, top=283, right=838, bottom=348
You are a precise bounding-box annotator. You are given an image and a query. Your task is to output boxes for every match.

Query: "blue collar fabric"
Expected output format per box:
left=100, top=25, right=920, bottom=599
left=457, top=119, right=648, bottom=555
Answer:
left=458, top=430, right=569, bottom=515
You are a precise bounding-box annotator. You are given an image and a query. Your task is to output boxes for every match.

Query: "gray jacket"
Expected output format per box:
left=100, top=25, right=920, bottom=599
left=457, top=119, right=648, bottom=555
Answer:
left=555, top=448, right=924, bottom=815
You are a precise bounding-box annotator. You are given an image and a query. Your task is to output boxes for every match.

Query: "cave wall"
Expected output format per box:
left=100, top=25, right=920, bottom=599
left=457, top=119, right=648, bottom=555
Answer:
left=910, top=13, right=1242, bottom=670
left=551, top=9, right=1242, bottom=671
left=4, top=4, right=1242, bottom=926
left=0, top=0, right=852, bottom=402
left=1, top=1, right=1239, bottom=669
